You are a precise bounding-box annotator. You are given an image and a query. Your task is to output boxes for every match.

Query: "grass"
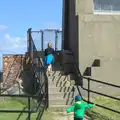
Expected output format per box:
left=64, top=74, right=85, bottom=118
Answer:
left=0, top=95, right=120, bottom=120
left=0, top=97, right=37, bottom=120
left=0, top=97, right=53, bottom=120
left=85, top=95, right=120, bottom=120
left=41, top=111, right=53, bottom=120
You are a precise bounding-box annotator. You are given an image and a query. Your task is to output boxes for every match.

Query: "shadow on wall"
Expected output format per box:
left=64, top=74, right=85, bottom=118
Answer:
left=83, top=59, right=100, bottom=76
left=69, top=0, right=79, bottom=64
left=19, top=57, right=39, bottom=95
left=63, top=0, right=79, bottom=83
left=20, top=70, right=35, bottom=94
left=64, top=0, right=79, bottom=62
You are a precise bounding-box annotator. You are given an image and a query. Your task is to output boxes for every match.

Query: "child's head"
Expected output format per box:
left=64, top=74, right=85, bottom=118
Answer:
left=48, top=42, right=52, bottom=48
left=75, top=95, right=82, bottom=102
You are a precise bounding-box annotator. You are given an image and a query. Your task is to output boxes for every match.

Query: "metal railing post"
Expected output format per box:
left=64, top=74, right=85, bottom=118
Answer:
left=28, top=28, right=33, bottom=60
left=34, top=70, right=37, bottom=94
left=88, top=78, right=90, bottom=103
left=28, top=97, right=31, bottom=120
left=41, top=30, right=44, bottom=51
left=55, top=30, right=58, bottom=51
left=46, top=75, right=49, bottom=109
left=27, top=30, right=29, bottom=52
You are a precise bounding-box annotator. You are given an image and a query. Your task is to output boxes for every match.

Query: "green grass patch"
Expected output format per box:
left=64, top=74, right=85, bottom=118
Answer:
left=0, top=98, right=53, bottom=120
left=86, top=95, right=120, bottom=120
left=41, top=111, right=54, bottom=120
left=0, top=98, right=36, bottom=120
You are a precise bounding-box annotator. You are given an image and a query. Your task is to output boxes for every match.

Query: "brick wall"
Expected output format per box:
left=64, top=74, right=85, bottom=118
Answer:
left=1, top=54, right=25, bottom=90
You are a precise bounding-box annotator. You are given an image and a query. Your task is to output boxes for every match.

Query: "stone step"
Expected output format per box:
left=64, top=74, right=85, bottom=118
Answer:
left=56, top=80, right=71, bottom=87
left=49, top=80, right=71, bottom=87
left=48, top=81, right=54, bottom=87
left=48, top=105, right=69, bottom=111
left=52, top=75, right=68, bottom=83
left=49, top=86, right=75, bottom=92
left=49, top=77, right=68, bottom=86
left=48, top=76, right=60, bottom=82
left=49, top=92, right=75, bottom=99
left=49, top=98, right=74, bottom=105
left=48, top=76, right=71, bottom=87
left=51, top=71, right=61, bottom=76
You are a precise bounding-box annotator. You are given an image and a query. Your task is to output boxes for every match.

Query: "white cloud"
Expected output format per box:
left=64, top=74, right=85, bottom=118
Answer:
left=0, top=33, right=27, bottom=71
left=0, top=25, right=8, bottom=31
left=5, top=33, right=10, bottom=39
left=0, top=33, right=27, bottom=54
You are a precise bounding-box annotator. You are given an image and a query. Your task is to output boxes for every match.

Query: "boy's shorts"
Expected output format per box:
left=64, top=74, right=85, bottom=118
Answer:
left=45, top=54, right=54, bottom=66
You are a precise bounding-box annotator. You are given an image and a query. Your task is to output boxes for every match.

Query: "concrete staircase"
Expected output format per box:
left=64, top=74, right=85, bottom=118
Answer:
left=48, top=64, right=77, bottom=108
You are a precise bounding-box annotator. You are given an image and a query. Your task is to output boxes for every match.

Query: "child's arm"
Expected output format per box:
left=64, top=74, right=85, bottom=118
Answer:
left=84, top=103, right=94, bottom=109
left=66, top=104, right=75, bottom=113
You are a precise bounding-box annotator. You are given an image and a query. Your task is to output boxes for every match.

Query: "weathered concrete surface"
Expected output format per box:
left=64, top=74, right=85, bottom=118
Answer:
left=48, top=64, right=77, bottom=107
left=62, top=0, right=120, bottom=85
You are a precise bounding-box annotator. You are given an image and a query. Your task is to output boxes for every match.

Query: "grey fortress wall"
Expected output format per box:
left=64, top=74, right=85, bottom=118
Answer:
left=62, top=0, right=120, bottom=86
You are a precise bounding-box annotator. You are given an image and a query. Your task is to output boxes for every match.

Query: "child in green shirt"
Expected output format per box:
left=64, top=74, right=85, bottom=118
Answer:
left=66, top=95, right=94, bottom=120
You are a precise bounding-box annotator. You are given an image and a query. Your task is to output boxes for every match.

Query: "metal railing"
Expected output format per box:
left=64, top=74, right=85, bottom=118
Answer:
left=27, top=28, right=62, bottom=52
left=0, top=53, right=48, bottom=119
left=70, top=52, right=120, bottom=115
left=81, top=77, right=120, bottom=114
left=0, top=28, right=50, bottom=119
left=25, top=28, right=49, bottom=119
left=27, top=28, right=120, bottom=117
left=1, top=27, right=120, bottom=119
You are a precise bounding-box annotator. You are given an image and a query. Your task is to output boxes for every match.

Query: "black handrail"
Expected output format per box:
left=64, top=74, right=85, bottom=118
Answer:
left=28, top=28, right=48, bottom=119
left=83, top=76, right=120, bottom=88
left=0, top=29, right=49, bottom=120
left=2, top=27, right=120, bottom=119
left=70, top=52, right=120, bottom=115
left=0, top=57, right=47, bottom=114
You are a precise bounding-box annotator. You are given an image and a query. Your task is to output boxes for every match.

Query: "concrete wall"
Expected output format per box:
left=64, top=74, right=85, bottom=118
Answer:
left=68, top=0, right=79, bottom=62
left=63, top=0, right=120, bottom=85
left=62, top=0, right=79, bottom=62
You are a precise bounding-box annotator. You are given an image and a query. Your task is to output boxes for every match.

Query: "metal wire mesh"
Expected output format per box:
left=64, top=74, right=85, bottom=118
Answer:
left=31, top=32, right=42, bottom=51
left=57, top=31, right=62, bottom=50
left=31, top=30, right=62, bottom=51
left=43, top=31, right=56, bottom=50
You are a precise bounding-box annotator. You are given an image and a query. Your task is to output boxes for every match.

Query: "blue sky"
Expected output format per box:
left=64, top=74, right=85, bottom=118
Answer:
left=0, top=0, right=62, bottom=71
